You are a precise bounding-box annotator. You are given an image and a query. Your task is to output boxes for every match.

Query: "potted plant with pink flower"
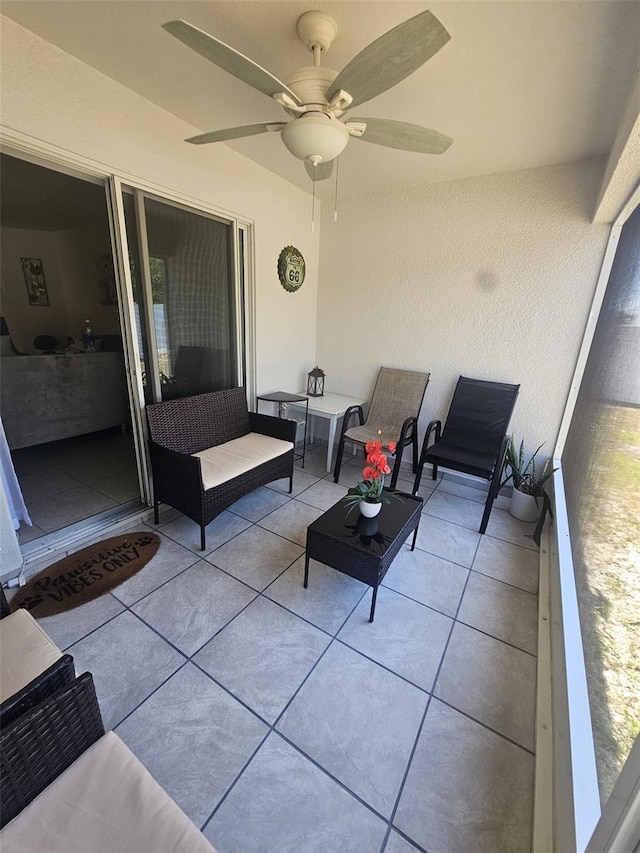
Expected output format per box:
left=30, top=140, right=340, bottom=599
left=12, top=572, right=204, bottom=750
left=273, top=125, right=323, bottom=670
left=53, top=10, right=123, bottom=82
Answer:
left=342, top=437, right=398, bottom=517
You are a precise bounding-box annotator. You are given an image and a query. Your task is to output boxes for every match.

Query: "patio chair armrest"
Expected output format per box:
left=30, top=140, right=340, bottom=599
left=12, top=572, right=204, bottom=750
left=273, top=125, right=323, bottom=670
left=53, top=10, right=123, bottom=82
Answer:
left=248, top=412, right=297, bottom=443
left=0, top=654, right=76, bottom=729
left=0, top=672, right=105, bottom=828
left=422, top=419, right=442, bottom=452
left=340, top=405, right=365, bottom=435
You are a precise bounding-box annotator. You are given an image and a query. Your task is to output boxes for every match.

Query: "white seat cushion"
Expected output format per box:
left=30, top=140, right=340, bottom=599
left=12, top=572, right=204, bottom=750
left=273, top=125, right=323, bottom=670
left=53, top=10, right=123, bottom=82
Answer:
left=193, top=432, right=293, bottom=490
left=0, top=609, right=63, bottom=703
left=0, top=731, right=217, bottom=853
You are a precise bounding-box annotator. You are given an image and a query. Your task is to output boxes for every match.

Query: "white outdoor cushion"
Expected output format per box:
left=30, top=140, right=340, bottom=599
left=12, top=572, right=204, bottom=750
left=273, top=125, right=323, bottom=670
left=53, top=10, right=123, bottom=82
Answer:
left=0, top=731, right=218, bottom=853
left=193, top=432, right=293, bottom=490
left=0, top=609, right=63, bottom=703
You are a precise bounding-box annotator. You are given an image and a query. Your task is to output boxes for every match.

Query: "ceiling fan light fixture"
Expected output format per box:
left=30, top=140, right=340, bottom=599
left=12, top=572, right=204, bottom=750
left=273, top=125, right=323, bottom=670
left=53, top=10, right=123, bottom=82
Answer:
left=281, top=113, right=349, bottom=164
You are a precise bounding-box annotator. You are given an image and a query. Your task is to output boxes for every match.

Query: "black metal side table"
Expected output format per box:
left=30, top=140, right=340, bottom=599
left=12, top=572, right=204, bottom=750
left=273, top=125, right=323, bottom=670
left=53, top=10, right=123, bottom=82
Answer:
left=256, top=391, right=308, bottom=467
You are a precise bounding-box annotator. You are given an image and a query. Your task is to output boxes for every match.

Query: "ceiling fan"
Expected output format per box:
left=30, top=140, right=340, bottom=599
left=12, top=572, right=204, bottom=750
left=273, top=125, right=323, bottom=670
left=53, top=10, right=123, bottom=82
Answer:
left=162, top=8, right=453, bottom=182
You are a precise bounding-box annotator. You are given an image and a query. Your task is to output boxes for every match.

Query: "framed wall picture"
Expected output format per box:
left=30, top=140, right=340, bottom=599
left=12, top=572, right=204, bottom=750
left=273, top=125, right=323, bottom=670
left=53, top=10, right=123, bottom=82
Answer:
left=97, top=254, right=117, bottom=305
left=21, top=258, right=49, bottom=306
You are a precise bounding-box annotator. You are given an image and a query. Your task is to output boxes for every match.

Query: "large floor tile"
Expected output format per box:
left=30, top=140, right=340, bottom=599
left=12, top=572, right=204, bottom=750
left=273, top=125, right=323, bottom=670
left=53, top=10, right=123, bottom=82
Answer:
left=437, top=477, right=489, bottom=504
left=203, top=733, right=387, bottom=853
left=382, top=547, right=468, bottom=617
left=68, top=610, right=185, bottom=729
left=206, top=526, right=303, bottom=591
left=37, top=591, right=125, bottom=651
left=227, top=486, right=291, bottom=522
left=394, top=699, right=534, bottom=853
left=111, top=531, right=200, bottom=606
left=27, top=482, right=117, bottom=532
left=131, top=560, right=257, bottom=656
left=265, top=555, right=367, bottom=634
left=472, top=534, right=539, bottom=593
left=194, top=597, right=330, bottom=722
left=277, top=642, right=427, bottom=817
left=160, top=510, right=251, bottom=555
left=79, top=469, right=140, bottom=503
left=384, top=830, right=423, bottom=852
left=295, top=447, right=332, bottom=478
left=435, top=622, right=537, bottom=750
left=116, top=663, right=267, bottom=828
left=423, top=489, right=485, bottom=530
left=337, top=586, right=452, bottom=691
left=257, top=499, right=324, bottom=546
left=296, top=478, right=348, bottom=511
left=415, top=514, right=480, bottom=568
left=458, top=572, right=538, bottom=654
left=485, top=507, right=538, bottom=550
left=18, top=468, right=80, bottom=502
left=265, top=468, right=320, bottom=497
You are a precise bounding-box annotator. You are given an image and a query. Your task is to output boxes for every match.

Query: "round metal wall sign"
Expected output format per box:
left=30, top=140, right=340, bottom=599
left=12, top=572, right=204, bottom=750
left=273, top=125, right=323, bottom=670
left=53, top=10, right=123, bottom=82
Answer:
left=278, top=246, right=306, bottom=293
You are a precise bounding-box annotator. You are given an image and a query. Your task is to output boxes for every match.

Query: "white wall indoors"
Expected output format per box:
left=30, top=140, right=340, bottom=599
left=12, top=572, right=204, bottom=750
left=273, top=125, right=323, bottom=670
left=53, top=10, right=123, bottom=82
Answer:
left=0, top=15, right=320, bottom=394
left=316, top=159, right=611, bottom=454
left=1, top=223, right=120, bottom=353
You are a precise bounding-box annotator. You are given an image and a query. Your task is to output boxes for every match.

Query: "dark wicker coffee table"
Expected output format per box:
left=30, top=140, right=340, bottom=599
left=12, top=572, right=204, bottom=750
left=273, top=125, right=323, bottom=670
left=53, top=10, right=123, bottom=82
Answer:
left=304, top=490, right=423, bottom=622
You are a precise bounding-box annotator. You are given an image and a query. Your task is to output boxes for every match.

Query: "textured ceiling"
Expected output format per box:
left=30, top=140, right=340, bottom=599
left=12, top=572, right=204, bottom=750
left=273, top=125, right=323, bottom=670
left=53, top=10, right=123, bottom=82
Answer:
left=2, top=1, right=640, bottom=199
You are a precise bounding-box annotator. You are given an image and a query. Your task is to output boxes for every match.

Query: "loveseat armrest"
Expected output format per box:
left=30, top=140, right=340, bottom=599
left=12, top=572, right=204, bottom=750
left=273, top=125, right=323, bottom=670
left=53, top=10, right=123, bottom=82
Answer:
left=1, top=654, right=76, bottom=729
left=0, top=672, right=104, bottom=828
left=0, top=587, right=10, bottom=619
left=249, top=412, right=297, bottom=443
left=148, top=441, right=203, bottom=491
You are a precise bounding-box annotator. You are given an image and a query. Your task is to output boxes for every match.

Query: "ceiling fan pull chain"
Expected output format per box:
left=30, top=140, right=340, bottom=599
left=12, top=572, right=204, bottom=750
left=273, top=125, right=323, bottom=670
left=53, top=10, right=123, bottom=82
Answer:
left=334, top=156, right=339, bottom=222
left=311, top=171, right=317, bottom=232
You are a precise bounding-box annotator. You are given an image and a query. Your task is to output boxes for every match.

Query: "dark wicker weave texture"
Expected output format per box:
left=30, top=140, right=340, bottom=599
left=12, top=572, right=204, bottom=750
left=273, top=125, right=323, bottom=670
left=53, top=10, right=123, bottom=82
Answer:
left=0, top=654, right=76, bottom=729
left=0, top=587, right=11, bottom=619
left=306, top=499, right=422, bottom=589
left=0, top=672, right=105, bottom=828
left=146, top=388, right=296, bottom=549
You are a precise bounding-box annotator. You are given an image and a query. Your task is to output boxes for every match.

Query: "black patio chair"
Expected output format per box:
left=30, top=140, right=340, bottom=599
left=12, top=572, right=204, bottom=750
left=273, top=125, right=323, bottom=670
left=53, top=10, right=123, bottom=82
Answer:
left=412, top=376, right=520, bottom=534
left=333, top=367, right=430, bottom=489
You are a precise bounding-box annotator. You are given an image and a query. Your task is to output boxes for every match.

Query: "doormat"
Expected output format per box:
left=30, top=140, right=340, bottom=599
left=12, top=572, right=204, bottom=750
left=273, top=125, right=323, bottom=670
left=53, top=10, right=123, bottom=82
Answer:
left=11, top=532, right=161, bottom=618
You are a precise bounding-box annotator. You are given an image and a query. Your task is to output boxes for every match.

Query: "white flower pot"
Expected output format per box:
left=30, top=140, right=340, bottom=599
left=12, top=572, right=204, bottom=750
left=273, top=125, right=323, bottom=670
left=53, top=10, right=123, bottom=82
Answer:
left=359, top=500, right=382, bottom=518
left=510, top=488, right=540, bottom=522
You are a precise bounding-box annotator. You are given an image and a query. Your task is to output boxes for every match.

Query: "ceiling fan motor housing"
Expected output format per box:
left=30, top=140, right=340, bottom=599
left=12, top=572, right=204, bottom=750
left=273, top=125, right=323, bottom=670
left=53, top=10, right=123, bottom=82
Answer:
left=283, top=66, right=338, bottom=112
left=281, top=113, right=349, bottom=164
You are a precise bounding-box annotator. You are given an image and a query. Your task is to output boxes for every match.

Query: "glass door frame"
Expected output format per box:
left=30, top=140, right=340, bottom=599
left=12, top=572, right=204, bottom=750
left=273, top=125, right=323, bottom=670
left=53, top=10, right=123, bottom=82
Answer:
left=107, top=175, right=255, bottom=506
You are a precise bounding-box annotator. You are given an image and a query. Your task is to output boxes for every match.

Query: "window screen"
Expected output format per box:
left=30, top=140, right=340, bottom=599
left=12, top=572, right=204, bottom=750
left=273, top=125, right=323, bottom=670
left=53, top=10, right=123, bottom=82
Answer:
left=561, top=203, right=640, bottom=803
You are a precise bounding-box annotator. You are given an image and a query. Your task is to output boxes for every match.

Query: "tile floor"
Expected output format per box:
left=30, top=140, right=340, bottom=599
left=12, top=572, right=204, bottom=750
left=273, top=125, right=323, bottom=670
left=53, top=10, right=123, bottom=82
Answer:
left=11, top=446, right=540, bottom=853
left=11, top=429, right=141, bottom=544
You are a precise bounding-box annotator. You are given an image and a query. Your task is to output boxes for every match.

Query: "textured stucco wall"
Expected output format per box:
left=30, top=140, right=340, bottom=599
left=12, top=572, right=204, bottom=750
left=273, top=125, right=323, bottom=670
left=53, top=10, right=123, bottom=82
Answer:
left=0, top=16, right=319, bottom=394
left=316, top=160, right=610, bottom=454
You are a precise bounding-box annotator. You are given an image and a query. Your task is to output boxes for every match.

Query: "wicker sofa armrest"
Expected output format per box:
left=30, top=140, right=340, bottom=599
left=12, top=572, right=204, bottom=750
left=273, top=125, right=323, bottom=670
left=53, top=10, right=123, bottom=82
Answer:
left=0, top=587, right=11, bottom=620
left=0, top=653, right=75, bottom=729
left=248, top=412, right=297, bottom=443
left=148, top=441, right=203, bottom=489
left=0, top=672, right=105, bottom=828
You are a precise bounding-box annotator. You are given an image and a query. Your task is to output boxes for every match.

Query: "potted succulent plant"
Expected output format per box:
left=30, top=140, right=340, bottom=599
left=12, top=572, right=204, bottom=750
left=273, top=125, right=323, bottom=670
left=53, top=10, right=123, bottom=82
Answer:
left=501, top=437, right=556, bottom=544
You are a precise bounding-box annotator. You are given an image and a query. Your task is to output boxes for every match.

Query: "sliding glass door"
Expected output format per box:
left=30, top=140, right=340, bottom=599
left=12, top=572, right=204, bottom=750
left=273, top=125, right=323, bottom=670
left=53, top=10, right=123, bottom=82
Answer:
left=122, top=190, right=242, bottom=404
left=106, top=177, right=251, bottom=506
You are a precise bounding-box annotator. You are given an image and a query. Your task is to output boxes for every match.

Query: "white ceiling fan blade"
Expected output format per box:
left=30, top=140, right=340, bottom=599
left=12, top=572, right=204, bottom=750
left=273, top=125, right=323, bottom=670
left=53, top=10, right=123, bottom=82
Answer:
left=351, top=118, right=452, bottom=154
left=163, top=20, right=301, bottom=104
left=326, top=11, right=450, bottom=110
left=305, top=160, right=334, bottom=182
left=186, top=123, right=285, bottom=145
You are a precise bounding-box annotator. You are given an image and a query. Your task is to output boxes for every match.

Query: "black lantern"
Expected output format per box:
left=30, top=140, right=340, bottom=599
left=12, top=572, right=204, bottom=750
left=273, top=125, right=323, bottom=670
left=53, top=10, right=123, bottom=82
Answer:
left=307, top=366, right=325, bottom=397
